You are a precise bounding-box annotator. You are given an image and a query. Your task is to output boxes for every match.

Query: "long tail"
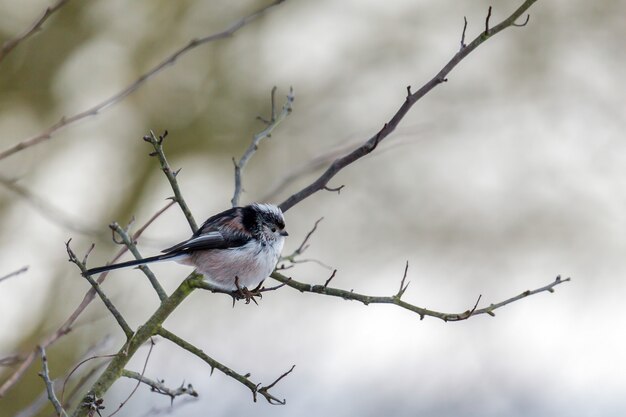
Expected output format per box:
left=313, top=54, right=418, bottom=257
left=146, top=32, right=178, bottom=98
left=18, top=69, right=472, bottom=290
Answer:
left=84, top=252, right=183, bottom=276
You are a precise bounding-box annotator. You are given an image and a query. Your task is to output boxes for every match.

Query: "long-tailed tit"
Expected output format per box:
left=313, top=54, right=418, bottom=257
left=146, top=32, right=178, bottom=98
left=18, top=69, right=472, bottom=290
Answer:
left=85, top=203, right=288, bottom=292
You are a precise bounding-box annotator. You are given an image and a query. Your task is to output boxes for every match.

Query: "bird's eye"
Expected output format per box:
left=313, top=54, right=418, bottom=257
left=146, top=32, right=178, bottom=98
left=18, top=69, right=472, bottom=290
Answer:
left=271, top=227, right=276, bottom=233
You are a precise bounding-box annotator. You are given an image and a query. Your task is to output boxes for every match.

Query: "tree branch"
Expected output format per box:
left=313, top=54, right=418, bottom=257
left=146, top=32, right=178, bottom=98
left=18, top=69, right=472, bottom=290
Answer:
left=0, top=0, right=288, bottom=161
left=109, top=221, right=168, bottom=301
left=156, top=327, right=292, bottom=405
left=38, top=346, right=69, bottom=417
left=0, top=265, right=29, bottom=284
left=231, top=87, right=294, bottom=207
left=66, top=240, right=134, bottom=339
left=143, top=131, right=198, bottom=232
left=120, top=370, right=198, bottom=404
left=278, top=0, right=538, bottom=212
left=0, top=0, right=70, bottom=65
left=71, top=274, right=203, bottom=417
left=0, top=201, right=174, bottom=398
left=270, top=272, right=569, bottom=322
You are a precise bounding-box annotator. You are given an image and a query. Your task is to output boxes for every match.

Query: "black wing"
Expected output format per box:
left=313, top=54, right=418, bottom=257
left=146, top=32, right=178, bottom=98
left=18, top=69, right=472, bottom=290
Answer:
left=161, top=206, right=251, bottom=255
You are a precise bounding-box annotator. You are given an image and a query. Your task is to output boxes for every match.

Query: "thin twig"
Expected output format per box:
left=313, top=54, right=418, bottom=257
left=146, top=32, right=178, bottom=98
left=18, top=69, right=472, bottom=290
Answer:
left=144, top=130, right=198, bottom=232
left=485, top=6, right=493, bottom=35
left=395, top=261, right=410, bottom=299
left=270, top=272, right=569, bottom=322
left=0, top=0, right=70, bottom=64
left=109, top=221, right=167, bottom=301
left=157, top=327, right=291, bottom=405
left=107, top=338, right=155, bottom=417
left=323, top=270, right=337, bottom=289
left=120, top=370, right=198, bottom=404
left=232, top=87, right=295, bottom=207
left=278, top=0, right=538, bottom=212
left=0, top=265, right=29, bottom=283
left=66, top=240, right=134, bottom=339
left=0, top=0, right=288, bottom=161
left=460, top=16, right=468, bottom=49
left=280, top=217, right=323, bottom=263
left=0, top=201, right=174, bottom=398
left=38, top=346, right=69, bottom=417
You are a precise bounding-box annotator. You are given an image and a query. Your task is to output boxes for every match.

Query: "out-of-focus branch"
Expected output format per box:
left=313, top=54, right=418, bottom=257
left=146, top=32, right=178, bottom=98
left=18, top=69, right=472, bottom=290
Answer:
left=0, top=0, right=288, bottom=161
left=109, top=221, right=167, bottom=301
left=120, top=370, right=198, bottom=403
left=143, top=130, right=198, bottom=232
left=231, top=87, right=294, bottom=207
left=0, top=175, right=103, bottom=237
left=278, top=0, right=537, bottom=212
left=0, top=201, right=174, bottom=398
left=0, top=265, right=29, bottom=284
left=156, top=327, right=293, bottom=405
left=15, top=337, right=113, bottom=417
left=270, top=272, right=570, bottom=322
left=0, top=0, right=70, bottom=64
left=37, top=346, right=69, bottom=417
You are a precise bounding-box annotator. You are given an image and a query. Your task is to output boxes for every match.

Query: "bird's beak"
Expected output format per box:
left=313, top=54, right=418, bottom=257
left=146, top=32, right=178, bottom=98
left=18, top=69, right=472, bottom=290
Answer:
left=280, top=230, right=289, bottom=237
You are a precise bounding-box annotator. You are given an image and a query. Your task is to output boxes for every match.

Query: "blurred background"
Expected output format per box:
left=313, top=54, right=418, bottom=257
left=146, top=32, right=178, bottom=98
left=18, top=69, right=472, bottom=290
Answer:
left=1, top=0, right=625, bottom=416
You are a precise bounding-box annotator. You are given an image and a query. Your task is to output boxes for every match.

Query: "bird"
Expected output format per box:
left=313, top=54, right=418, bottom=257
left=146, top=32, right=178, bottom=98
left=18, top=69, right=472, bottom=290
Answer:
left=85, top=203, right=288, bottom=293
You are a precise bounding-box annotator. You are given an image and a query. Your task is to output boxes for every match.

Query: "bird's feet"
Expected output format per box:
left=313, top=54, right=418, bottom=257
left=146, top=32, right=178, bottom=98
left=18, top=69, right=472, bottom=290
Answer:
left=231, top=277, right=263, bottom=306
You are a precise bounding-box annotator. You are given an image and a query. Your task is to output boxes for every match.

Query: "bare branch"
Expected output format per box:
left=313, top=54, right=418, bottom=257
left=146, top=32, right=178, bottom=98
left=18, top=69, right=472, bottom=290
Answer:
left=0, top=265, right=29, bottom=284
left=0, top=175, right=103, bottom=237
left=109, top=221, right=167, bottom=301
left=278, top=0, right=538, bottom=212
left=157, top=327, right=291, bottom=405
left=38, top=346, right=69, bottom=417
left=232, top=87, right=295, bottom=207
left=66, top=240, right=134, bottom=339
left=0, top=0, right=288, bottom=161
left=0, top=0, right=70, bottom=64
left=143, top=130, right=198, bottom=232
left=0, top=202, right=173, bottom=398
left=270, top=272, right=569, bottom=322
left=120, top=370, right=198, bottom=404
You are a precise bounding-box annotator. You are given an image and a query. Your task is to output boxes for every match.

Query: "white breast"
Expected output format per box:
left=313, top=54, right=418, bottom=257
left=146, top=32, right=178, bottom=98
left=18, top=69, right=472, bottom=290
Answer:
left=183, top=238, right=284, bottom=291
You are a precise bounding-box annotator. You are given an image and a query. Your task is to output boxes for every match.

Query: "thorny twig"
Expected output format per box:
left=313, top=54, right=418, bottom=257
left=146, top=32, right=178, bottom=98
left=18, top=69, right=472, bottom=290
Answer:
left=278, top=1, right=538, bottom=212
left=120, top=370, right=198, bottom=405
left=270, top=272, right=570, bottom=322
left=157, top=327, right=293, bottom=405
